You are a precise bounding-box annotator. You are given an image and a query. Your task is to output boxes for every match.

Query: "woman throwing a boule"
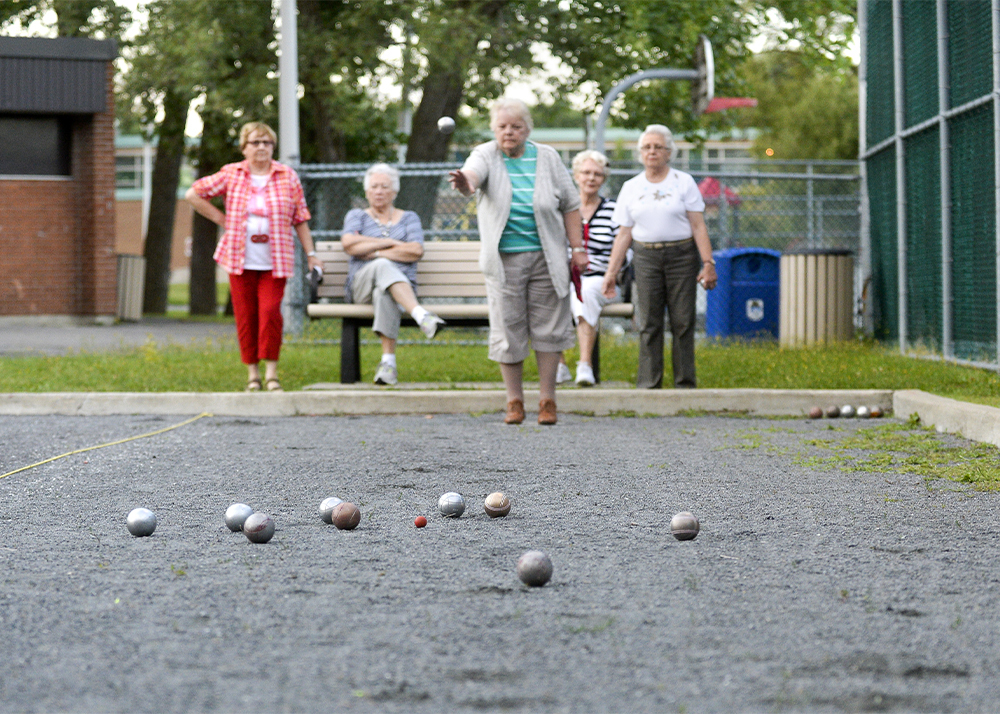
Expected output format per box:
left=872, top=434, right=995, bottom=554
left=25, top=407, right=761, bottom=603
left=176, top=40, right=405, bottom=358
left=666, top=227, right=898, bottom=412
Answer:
left=449, top=97, right=587, bottom=425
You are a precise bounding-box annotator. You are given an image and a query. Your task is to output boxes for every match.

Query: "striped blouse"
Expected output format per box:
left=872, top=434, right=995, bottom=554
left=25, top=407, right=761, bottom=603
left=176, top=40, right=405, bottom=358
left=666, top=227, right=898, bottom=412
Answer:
left=580, top=196, right=620, bottom=276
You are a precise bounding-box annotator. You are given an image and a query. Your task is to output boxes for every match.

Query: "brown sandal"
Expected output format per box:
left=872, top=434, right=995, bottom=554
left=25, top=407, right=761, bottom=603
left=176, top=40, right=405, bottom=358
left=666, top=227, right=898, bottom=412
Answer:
left=246, top=378, right=262, bottom=392
left=265, top=378, right=283, bottom=392
left=538, top=398, right=557, bottom=425
left=504, top=399, right=525, bottom=424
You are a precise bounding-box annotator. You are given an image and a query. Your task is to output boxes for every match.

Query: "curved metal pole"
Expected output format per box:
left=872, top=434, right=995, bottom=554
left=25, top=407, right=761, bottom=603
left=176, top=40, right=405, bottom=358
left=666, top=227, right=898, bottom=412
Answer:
left=594, top=69, right=697, bottom=155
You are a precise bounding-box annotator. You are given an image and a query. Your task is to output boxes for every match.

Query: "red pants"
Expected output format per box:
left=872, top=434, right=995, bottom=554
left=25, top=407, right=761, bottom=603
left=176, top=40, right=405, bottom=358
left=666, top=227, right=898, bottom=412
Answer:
left=229, top=270, right=286, bottom=364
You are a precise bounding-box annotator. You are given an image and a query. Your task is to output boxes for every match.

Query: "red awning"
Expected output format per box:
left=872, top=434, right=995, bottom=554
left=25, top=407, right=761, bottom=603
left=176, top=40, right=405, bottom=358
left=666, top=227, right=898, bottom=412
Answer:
left=704, top=97, right=758, bottom=113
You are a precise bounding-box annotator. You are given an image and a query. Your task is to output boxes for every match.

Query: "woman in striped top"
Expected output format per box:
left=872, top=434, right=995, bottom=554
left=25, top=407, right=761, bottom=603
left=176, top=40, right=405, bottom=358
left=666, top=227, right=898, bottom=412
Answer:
left=449, top=98, right=588, bottom=425
left=563, top=150, right=627, bottom=386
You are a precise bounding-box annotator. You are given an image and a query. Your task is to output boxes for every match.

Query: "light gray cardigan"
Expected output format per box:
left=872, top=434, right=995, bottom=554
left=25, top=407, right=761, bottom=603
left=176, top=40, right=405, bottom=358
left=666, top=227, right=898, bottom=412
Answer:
left=462, top=140, right=581, bottom=298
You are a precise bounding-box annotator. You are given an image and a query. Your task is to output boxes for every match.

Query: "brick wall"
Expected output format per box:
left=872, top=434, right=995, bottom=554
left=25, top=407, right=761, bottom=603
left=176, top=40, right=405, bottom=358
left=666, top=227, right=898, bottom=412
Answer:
left=0, top=61, right=117, bottom=317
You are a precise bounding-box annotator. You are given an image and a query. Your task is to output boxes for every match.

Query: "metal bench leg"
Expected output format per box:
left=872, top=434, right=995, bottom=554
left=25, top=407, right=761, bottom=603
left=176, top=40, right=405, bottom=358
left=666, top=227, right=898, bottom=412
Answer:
left=592, top=328, right=601, bottom=384
left=341, top=318, right=362, bottom=383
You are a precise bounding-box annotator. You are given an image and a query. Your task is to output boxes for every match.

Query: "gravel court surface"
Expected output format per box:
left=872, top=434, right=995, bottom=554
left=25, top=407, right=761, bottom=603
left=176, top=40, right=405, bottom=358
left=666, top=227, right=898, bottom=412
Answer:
left=1, top=413, right=998, bottom=713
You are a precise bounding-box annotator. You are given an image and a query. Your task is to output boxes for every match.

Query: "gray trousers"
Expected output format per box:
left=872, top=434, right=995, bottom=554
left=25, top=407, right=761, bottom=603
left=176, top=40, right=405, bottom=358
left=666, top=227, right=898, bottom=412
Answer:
left=632, top=239, right=701, bottom=389
left=351, top=258, right=411, bottom=340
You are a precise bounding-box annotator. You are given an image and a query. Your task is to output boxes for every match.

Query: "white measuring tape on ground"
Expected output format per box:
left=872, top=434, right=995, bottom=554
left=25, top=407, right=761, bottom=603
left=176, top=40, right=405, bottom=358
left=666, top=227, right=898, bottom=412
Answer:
left=0, top=412, right=213, bottom=481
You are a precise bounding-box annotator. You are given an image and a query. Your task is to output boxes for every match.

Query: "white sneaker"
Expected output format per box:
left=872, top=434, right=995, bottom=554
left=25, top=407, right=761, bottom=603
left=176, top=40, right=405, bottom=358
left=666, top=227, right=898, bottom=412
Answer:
left=373, top=362, right=398, bottom=385
left=556, top=362, right=572, bottom=384
left=419, top=312, right=445, bottom=339
left=575, top=363, right=595, bottom=387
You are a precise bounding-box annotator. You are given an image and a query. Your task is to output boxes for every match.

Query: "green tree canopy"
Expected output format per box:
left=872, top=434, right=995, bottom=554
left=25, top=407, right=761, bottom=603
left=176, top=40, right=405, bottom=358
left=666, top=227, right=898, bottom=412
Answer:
left=741, top=52, right=859, bottom=161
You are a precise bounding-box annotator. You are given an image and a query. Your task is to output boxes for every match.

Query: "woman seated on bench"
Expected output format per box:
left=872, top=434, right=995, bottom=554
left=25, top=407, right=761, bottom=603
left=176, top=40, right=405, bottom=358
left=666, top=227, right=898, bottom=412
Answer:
left=341, top=163, right=445, bottom=386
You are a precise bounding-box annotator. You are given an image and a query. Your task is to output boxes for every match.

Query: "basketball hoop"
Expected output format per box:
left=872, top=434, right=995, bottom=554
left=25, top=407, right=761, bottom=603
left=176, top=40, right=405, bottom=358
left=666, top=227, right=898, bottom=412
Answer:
left=692, top=34, right=715, bottom=115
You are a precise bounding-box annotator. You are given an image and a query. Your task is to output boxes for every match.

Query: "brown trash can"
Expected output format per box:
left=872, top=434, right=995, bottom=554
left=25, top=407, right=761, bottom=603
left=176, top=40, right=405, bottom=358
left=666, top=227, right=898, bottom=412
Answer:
left=779, top=248, right=853, bottom=346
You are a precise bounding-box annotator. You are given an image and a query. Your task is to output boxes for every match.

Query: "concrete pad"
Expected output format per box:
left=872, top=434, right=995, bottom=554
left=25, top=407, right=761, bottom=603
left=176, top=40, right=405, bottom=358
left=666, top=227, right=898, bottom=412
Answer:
left=0, top=388, right=894, bottom=418
left=894, top=389, right=1000, bottom=447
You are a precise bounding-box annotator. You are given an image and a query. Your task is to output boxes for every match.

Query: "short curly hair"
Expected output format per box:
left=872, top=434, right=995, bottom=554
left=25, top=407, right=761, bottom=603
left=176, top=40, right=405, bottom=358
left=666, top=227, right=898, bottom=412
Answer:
left=571, top=150, right=609, bottom=175
left=239, top=122, right=277, bottom=151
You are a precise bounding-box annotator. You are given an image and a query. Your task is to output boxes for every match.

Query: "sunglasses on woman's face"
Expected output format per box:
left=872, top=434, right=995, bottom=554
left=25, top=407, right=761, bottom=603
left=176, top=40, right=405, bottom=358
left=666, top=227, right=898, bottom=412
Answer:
left=247, top=140, right=274, bottom=147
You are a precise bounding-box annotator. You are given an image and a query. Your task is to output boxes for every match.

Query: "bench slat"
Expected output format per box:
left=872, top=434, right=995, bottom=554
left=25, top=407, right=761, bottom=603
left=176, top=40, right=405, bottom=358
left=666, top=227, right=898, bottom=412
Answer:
left=311, top=239, right=632, bottom=384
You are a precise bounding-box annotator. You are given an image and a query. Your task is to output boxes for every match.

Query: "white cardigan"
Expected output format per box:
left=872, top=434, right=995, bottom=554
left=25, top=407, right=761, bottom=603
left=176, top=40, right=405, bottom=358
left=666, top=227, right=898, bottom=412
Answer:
left=461, top=140, right=580, bottom=298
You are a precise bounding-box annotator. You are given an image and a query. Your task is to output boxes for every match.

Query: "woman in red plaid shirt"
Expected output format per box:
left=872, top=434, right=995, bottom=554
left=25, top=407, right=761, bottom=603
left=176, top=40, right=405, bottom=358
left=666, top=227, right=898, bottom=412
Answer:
left=186, top=122, right=322, bottom=392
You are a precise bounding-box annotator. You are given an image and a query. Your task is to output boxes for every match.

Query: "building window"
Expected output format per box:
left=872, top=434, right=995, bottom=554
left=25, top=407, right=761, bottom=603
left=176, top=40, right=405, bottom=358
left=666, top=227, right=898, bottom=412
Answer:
left=116, top=155, right=144, bottom=190
left=0, top=115, right=72, bottom=176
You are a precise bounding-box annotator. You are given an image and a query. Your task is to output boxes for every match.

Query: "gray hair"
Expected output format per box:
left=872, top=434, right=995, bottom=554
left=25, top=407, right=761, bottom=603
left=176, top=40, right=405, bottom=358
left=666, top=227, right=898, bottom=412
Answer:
left=363, top=163, right=400, bottom=192
left=489, top=96, right=533, bottom=132
left=639, top=124, right=677, bottom=161
left=571, top=150, right=609, bottom=175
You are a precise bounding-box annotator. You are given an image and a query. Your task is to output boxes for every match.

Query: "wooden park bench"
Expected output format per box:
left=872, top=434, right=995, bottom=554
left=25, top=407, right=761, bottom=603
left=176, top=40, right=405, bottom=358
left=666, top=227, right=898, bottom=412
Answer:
left=306, top=240, right=634, bottom=383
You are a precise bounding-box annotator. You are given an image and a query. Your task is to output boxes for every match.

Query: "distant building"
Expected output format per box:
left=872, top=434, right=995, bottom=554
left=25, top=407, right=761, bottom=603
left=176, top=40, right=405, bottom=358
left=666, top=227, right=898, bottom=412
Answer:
left=522, top=127, right=758, bottom=169
left=0, top=36, right=117, bottom=318
left=114, top=134, right=193, bottom=279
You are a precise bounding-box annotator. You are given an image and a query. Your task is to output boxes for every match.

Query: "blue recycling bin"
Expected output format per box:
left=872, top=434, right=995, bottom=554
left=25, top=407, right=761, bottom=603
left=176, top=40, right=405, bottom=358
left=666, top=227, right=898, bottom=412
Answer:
left=705, top=247, right=780, bottom=339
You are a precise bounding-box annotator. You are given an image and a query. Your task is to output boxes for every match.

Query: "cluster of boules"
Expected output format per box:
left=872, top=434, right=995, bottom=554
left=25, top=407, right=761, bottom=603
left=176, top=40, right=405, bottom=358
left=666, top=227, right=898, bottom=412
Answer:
left=223, top=503, right=274, bottom=543
left=810, top=404, right=886, bottom=419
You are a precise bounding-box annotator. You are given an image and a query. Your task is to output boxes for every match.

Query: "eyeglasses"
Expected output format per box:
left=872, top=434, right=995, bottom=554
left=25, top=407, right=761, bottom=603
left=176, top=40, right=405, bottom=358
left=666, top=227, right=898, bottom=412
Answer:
left=247, top=140, right=274, bottom=147
left=640, top=144, right=669, bottom=152
left=577, top=170, right=606, bottom=179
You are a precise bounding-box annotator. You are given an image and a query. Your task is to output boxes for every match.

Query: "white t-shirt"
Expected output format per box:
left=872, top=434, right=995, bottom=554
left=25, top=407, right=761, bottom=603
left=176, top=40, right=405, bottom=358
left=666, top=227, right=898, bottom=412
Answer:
left=244, top=174, right=273, bottom=270
left=611, top=169, right=705, bottom=243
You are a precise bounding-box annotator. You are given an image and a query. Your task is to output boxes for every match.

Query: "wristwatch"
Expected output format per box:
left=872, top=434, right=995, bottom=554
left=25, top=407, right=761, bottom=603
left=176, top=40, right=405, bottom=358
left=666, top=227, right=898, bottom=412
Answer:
left=572, top=246, right=587, bottom=253
left=307, top=251, right=317, bottom=257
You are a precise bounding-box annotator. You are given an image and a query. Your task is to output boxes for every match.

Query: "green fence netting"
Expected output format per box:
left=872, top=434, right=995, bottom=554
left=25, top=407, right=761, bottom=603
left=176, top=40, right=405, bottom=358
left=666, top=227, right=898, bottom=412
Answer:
left=951, top=103, right=997, bottom=362
left=948, top=0, right=992, bottom=109
left=905, top=128, right=942, bottom=352
left=868, top=147, right=898, bottom=340
left=867, top=0, right=896, bottom=147
left=903, top=1, right=938, bottom=128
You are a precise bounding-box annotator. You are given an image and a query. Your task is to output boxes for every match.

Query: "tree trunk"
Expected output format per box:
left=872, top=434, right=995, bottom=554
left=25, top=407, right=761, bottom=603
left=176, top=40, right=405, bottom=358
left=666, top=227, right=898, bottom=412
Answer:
left=189, top=211, right=219, bottom=316
left=189, top=112, right=229, bottom=316
left=396, top=66, right=466, bottom=230
left=142, top=87, right=189, bottom=314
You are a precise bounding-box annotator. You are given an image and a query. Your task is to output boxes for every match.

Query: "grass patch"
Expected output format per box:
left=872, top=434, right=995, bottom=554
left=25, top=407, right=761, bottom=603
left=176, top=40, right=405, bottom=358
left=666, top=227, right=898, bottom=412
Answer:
left=786, top=420, right=1000, bottom=491
left=168, top=282, right=230, bottom=308
left=4, top=322, right=1000, bottom=405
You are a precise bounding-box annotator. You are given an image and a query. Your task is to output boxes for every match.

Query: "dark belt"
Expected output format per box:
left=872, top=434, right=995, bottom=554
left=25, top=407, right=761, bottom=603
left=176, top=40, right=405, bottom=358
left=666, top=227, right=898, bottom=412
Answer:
left=249, top=234, right=270, bottom=244
left=635, top=237, right=694, bottom=249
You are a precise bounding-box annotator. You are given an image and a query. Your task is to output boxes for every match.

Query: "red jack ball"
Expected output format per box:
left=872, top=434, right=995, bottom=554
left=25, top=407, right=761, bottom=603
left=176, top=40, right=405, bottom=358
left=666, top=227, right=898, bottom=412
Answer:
left=414, top=516, right=427, bottom=528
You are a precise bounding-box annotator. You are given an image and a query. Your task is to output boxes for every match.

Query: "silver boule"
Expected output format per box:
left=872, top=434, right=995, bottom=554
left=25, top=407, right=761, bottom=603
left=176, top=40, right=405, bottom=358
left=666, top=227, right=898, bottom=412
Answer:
left=437, top=116, right=456, bottom=134
left=224, top=503, right=254, bottom=532
left=670, top=511, right=700, bottom=541
left=243, top=512, right=275, bottom=544
left=126, top=508, right=157, bottom=537
left=870, top=405, right=884, bottom=418
left=319, top=497, right=343, bottom=524
left=517, top=550, right=553, bottom=587
left=438, top=492, right=466, bottom=518
left=840, top=404, right=855, bottom=418
left=856, top=405, right=870, bottom=418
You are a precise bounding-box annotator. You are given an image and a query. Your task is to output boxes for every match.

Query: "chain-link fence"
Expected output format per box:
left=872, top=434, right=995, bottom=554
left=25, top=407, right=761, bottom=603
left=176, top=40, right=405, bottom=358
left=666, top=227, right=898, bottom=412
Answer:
left=863, top=0, right=998, bottom=367
left=299, top=158, right=860, bottom=256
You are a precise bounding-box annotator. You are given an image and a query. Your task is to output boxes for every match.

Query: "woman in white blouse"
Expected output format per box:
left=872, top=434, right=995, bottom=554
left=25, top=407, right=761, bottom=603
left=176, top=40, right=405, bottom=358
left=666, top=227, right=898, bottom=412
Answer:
left=602, top=125, right=717, bottom=389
